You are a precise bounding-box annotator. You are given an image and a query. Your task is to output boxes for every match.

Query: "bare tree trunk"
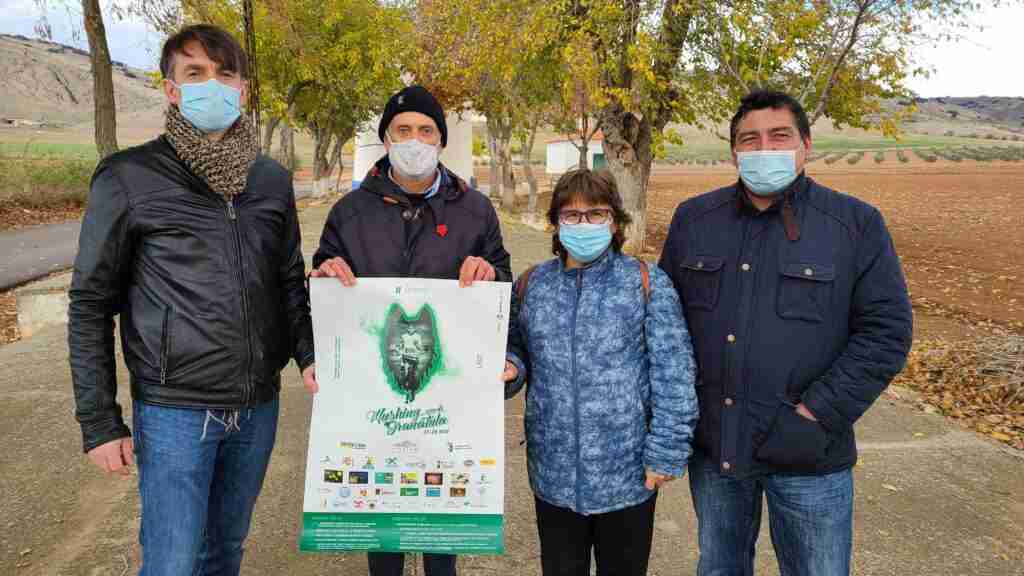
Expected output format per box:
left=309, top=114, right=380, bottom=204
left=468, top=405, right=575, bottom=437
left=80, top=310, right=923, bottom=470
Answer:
left=82, top=0, right=117, bottom=158
left=331, top=137, right=344, bottom=192
left=275, top=124, right=296, bottom=171
left=599, top=109, right=654, bottom=252
left=326, top=136, right=344, bottom=176
left=486, top=119, right=501, bottom=200
left=576, top=142, right=588, bottom=170
left=327, top=131, right=353, bottom=193
left=262, top=115, right=281, bottom=156
left=497, top=121, right=515, bottom=211
left=311, top=125, right=333, bottom=198
left=520, top=126, right=540, bottom=215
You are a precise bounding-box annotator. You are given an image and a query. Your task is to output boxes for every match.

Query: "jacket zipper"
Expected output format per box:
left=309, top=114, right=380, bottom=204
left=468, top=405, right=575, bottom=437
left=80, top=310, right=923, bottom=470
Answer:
left=159, top=306, right=171, bottom=385
left=571, top=269, right=583, bottom=512
left=225, top=198, right=254, bottom=405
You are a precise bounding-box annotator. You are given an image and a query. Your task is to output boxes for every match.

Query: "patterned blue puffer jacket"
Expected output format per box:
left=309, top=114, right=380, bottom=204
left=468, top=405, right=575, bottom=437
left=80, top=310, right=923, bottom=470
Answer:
left=508, top=250, right=698, bottom=515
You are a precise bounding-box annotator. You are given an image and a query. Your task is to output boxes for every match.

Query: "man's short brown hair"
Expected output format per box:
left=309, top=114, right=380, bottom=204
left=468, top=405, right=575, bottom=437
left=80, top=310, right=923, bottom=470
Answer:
left=160, top=24, right=248, bottom=81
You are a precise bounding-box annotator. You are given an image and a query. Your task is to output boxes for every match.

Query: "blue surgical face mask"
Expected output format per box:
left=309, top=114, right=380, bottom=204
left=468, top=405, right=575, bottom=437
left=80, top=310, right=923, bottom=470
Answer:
left=172, top=79, right=242, bottom=133
left=736, top=150, right=799, bottom=197
left=559, top=222, right=613, bottom=264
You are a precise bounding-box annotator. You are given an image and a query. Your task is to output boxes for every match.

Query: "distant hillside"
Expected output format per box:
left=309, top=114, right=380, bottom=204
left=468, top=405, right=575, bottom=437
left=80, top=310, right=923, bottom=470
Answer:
left=0, top=33, right=164, bottom=127
left=900, top=96, right=1024, bottom=139
left=915, top=96, right=1024, bottom=127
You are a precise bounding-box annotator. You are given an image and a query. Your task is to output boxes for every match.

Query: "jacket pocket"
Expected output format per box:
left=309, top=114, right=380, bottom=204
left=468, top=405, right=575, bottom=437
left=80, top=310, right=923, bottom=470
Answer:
left=159, top=306, right=174, bottom=385
left=680, top=256, right=724, bottom=311
left=755, top=402, right=830, bottom=472
left=777, top=261, right=835, bottom=322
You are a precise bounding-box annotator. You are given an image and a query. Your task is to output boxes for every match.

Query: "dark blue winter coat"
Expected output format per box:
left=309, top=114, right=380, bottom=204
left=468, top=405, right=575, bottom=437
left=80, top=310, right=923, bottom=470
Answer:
left=659, top=175, right=913, bottom=477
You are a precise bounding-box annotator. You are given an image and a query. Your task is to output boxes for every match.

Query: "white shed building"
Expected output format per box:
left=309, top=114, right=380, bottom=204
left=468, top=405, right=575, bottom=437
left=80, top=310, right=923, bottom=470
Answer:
left=352, top=113, right=475, bottom=190
left=545, top=132, right=606, bottom=175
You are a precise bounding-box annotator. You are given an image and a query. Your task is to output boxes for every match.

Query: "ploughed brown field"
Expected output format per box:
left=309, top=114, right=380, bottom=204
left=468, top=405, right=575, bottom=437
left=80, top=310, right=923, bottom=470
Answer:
left=643, top=156, right=1024, bottom=338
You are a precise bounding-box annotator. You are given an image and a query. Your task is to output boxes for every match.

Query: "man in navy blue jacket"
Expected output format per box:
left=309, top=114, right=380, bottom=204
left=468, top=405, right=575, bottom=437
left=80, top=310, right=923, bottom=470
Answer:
left=659, top=90, right=912, bottom=575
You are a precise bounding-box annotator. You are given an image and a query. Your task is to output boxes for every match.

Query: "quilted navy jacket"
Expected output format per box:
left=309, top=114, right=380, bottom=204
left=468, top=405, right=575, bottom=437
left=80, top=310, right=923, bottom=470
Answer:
left=507, top=250, right=698, bottom=514
left=659, top=176, right=913, bottom=478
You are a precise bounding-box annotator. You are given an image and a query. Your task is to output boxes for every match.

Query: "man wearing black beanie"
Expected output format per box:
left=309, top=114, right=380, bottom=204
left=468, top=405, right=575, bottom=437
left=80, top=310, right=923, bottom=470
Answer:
left=309, top=85, right=524, bottom=576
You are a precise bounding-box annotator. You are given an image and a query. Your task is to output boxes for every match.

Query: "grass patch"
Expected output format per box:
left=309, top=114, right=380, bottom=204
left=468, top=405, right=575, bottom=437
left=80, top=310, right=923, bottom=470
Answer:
left=0, top=147, right=95, bottom=209
left=0, top=141, right=99, bottom=160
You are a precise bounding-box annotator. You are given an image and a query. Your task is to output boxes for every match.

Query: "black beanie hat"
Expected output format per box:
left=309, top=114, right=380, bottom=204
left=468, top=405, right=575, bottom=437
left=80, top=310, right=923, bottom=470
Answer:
left=378, top=85, right=448, bottom=147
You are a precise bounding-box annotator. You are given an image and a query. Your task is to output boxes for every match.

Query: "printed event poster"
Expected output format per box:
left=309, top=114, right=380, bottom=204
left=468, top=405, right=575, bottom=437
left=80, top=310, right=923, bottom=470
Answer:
left=300, top=277, right=511, bottom=554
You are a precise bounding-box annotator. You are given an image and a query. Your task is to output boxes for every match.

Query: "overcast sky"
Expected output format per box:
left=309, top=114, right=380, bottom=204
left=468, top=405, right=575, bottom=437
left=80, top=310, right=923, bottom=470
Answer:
left=0, top=0, right=1020, bottom=98
left=0, top=0, right=162, bottom=70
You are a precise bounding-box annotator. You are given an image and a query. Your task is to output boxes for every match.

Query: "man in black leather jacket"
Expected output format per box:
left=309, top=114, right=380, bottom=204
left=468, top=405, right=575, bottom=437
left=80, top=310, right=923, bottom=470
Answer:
left=67, top=25, right=315, bottom=575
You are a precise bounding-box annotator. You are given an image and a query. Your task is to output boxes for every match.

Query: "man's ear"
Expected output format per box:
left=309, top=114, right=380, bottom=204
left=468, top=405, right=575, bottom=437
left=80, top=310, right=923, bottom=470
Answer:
left=163, top=78, right=180, bottom=107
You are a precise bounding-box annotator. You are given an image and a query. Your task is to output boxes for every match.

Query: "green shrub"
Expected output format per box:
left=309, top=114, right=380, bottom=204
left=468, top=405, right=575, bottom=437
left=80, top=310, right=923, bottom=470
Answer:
left=896, top=150, right=910, bottom=163
left=823, top=151, right=848, bottom=165
left=911, top=148, right=937, bottom=162
left=873, top=150, right=885, bottom=163
left=846, top=151, right=864, bottom=165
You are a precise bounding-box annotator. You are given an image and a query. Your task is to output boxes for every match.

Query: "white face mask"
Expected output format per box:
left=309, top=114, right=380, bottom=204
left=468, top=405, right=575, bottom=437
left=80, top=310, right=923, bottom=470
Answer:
left=387, top=134, right=440, bottom=181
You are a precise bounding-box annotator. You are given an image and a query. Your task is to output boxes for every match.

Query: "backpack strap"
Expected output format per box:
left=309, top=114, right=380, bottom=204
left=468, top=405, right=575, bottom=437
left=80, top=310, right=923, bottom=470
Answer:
left=516, top=264, right=537, bottom=302
left=638, top=259, right=651, bottom=303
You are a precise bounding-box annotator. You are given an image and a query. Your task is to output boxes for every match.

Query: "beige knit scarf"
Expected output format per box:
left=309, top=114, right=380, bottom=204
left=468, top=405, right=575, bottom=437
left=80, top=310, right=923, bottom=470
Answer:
left=164, top=105, right=258, bottom=200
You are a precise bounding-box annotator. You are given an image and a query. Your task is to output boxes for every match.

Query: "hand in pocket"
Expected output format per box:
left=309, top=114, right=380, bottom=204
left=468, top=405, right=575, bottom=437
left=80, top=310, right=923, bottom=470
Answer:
left=755, top=403, right=830, bottom=472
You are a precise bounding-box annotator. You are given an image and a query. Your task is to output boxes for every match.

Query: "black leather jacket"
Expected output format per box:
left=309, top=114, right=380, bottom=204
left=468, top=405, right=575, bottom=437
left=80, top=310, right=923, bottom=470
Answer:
left=68, top=136, right=314, bottom=453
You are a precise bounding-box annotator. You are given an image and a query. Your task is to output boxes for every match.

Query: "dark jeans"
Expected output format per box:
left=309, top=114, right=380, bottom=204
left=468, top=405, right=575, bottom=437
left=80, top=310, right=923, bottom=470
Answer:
left=133, top=398, right=278, bottom=576
left=534, top=493, right=658, bottom=576
left=688, top=453, right=853, bottom=576
left=368, top=552, right=456, bottom=576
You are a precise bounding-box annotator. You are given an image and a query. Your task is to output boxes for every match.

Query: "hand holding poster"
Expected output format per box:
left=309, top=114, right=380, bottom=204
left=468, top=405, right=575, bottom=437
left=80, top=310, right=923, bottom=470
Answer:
left=301, top=278, right=511, bottom=554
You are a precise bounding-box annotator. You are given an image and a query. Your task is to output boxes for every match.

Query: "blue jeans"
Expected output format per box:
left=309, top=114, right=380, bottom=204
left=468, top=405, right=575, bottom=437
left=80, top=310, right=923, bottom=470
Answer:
left=133, top=398, right=279, bottom=576
left=688, top=454, right=853, bottom=576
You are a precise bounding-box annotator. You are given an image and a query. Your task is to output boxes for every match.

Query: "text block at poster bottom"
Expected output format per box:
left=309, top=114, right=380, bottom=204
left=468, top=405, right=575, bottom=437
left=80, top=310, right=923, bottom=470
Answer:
left=301, top=278, right=511, bottom=554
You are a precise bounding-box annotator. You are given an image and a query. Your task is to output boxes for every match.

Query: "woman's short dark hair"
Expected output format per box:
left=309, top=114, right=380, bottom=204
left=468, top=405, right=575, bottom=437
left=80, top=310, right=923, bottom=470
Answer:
left=547, top=169, right=632, bottom=257
left=160, top=24, right=248, bottom=81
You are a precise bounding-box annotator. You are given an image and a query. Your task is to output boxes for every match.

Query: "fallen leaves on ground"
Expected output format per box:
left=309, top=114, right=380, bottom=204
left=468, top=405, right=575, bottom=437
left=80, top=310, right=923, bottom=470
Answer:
left=0, top=291, right=20, bottom=345
left=895, top=334, right=1024, bottom=450
left=0, top=202, right=83, bottom=231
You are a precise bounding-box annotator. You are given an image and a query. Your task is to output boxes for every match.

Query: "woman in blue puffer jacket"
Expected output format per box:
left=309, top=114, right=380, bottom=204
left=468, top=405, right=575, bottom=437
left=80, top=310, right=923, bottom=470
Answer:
left=506, top=169, right=698, bottom=576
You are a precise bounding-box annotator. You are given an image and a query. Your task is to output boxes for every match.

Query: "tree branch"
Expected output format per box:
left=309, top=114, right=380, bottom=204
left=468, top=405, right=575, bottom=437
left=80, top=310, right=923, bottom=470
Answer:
left=649, top=0, right=695, bottom=130
left=810, top=0, right=871, bottom=124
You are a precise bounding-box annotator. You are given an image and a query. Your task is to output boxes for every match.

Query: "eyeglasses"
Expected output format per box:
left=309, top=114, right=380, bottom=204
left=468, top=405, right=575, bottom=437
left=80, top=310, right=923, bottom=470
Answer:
left=559, top=208, right=612, bottom=225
